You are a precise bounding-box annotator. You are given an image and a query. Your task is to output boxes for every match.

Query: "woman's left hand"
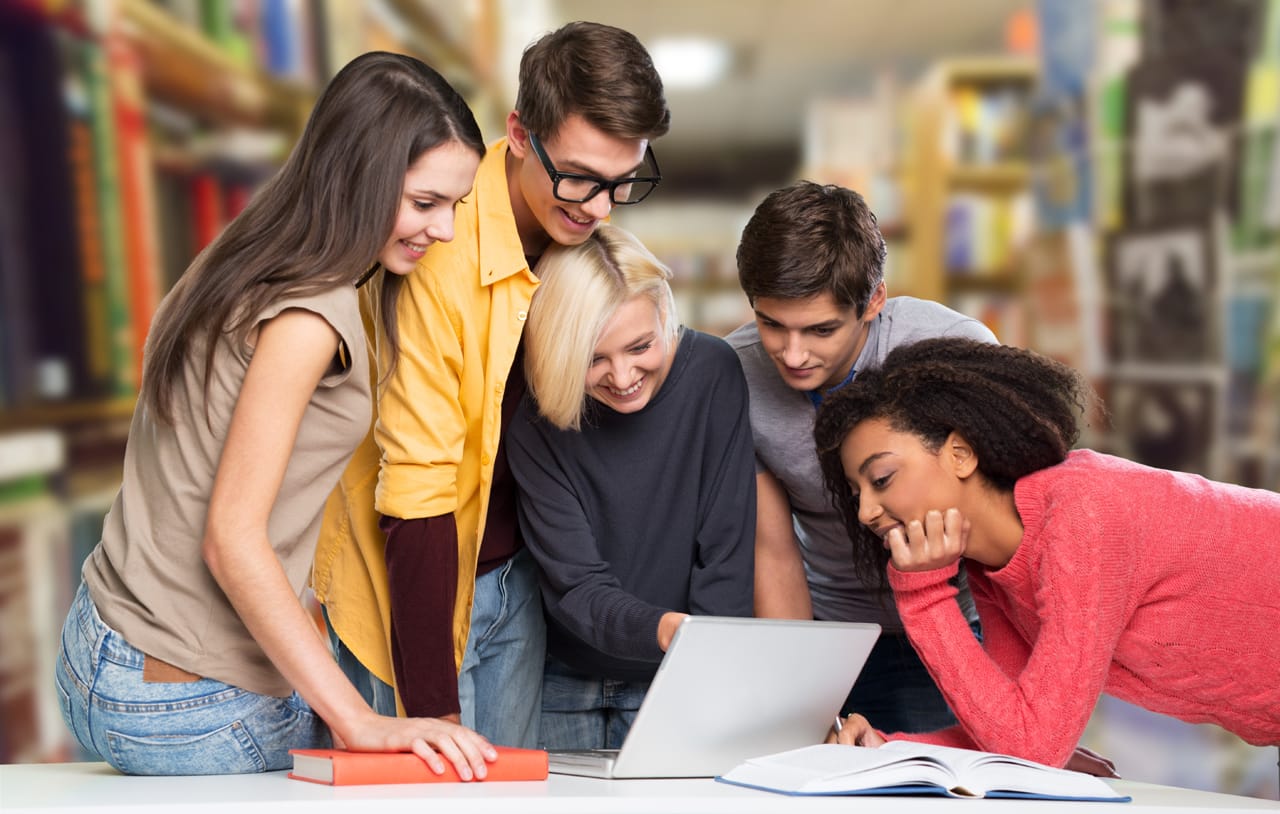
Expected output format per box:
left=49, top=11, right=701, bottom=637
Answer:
left=1065, top=746, right=1120, bottom=778
left=887, top=508, right=968, bottom=573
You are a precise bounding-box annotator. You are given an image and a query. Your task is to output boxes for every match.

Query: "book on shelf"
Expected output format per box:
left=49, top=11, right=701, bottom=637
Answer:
left=944, top=192, right=1033, bottom=276
left=79, top=29, right=138, bottom=397
left=0, top=429, right=71, bottom=764
left=945, top=83, right=1033, bottom=166
left=951, top=292, right=1027, bottom=348
left=0, top=46, right=33, bottom=410
left=108, top=35, right=163, bottom=388
left=190, top=170, right=226, bottom=254
left=0, top=13, right=100, bottom=407
left=61, top=32, right=115, bottom=400
left=715, top=742, right=1130, bottom=802
left=289, top=745, right=550, bottom=786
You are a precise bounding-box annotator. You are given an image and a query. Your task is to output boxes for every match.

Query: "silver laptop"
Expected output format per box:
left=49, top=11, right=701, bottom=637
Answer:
left=547, top=615, right=880, bottom=779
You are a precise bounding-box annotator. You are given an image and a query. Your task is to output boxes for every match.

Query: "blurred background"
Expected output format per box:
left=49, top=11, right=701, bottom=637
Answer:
left=0, top=0, right=1276, bottom=798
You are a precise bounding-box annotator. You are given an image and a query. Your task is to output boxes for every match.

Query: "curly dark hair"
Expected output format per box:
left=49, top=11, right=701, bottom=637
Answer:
left=812, top=338, right=1098, bottom=589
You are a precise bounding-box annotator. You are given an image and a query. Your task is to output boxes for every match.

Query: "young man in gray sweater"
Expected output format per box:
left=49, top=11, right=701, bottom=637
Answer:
left=725, top=181, right=995, bottom=732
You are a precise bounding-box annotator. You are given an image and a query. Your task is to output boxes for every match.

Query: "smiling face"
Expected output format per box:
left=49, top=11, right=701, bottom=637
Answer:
left=585, top=294, right=674, bottom=414
left=838, top=417, right=966, bottom=548
left=507, top=113, right=650, bottom=255
left=377, top=140, right=480, bottom=276
left=754, top=287, right=884, bottom=392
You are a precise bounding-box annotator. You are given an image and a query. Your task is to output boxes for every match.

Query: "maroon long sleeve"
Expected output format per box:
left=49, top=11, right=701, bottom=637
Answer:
left=382, top=513, right=460, bottom=718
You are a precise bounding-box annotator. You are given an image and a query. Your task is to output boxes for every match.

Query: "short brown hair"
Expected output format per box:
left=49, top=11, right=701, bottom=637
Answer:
left=737, top=181, right=886, bottom=316
left=515, top=21, right=670, bottom=141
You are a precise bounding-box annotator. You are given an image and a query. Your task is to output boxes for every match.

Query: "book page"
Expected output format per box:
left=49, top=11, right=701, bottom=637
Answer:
left=879, top=741, right=1124, bottom=799
left=725, top=744, right=960, bottom=794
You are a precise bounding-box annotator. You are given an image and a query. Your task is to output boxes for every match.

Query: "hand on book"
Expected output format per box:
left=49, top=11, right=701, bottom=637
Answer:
left=338, top=712, right=498, bottom=781
left=1065, top=746, right=1120, bottom=778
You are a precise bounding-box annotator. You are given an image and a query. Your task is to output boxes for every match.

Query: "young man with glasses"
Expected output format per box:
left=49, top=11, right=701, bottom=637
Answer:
left=312, top=21, right=669, bottom=749
left=726, top=181, right=994, bottom=734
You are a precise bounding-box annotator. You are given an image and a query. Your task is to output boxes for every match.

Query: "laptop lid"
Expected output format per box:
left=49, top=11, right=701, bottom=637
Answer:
left=549, top=615, right=880, bottom=779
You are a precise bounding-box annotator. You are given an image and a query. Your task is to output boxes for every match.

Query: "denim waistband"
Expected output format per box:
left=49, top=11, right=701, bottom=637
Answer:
left=72, top=581, right=146, bottom=670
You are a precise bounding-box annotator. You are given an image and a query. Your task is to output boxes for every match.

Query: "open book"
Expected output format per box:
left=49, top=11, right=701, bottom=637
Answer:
left=716, top=742, right=1130, bottom=802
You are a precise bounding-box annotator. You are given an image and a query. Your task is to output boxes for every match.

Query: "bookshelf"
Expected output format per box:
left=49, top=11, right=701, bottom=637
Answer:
left=901, top=57, right=1038, bottom=346
left=612, top=203, right=755, bottom=338
left=0, top=0, right=492, bottom=766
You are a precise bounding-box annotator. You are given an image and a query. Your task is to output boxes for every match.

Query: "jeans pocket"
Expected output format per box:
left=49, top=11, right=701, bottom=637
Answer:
left=105, top=720, right=266, bottom=776
left=55, top=645, right=99, bottom=759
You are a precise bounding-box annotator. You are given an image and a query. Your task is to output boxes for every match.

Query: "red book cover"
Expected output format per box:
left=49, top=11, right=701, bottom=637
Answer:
left=288, top=745, right=549, bottom=786
left=190, top=171, right=224, bottom=253
left=108, top=35, right=162, bottom=383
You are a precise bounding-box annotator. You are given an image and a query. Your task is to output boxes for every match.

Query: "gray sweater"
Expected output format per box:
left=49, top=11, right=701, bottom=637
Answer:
left=507, top=329, right=756, bottom=681
left=726, top=296, right=995, bottom=631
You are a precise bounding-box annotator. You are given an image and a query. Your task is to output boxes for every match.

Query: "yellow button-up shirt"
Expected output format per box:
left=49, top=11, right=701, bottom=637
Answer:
left=312, top=140, right=539, bottom=689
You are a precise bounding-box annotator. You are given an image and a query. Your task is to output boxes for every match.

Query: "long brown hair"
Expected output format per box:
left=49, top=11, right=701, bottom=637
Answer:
left=141, top=51, right=484, bottom=422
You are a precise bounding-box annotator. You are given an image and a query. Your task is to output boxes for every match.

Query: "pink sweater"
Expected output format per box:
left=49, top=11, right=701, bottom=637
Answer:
left=887, top=449, right=1280, bottom=767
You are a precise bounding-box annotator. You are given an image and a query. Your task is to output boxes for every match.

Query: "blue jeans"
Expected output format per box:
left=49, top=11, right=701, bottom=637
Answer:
left=458, top=547, right=545, bottom=748
left=325, top=606, right=398, bottom=716
left=538, top=655, right=650, bottom=750
left=839, top=624, right=981, bottom=733
left=55, top=582, right=328, bottom=775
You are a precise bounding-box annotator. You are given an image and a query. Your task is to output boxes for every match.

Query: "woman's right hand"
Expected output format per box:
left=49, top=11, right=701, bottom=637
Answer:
left=826, top=713, right=887, bottom=747
left=343, top=713, right=498, bottom=780
left=886, top=508, right=968, bottom=573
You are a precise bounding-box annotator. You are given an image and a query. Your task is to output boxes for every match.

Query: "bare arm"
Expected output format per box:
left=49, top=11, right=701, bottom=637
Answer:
left=753, top=470, right=812, bottom=618
left=202, top=309, right=495, bottom=779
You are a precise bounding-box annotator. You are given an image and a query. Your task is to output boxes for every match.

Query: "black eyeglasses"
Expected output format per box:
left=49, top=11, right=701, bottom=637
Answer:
left=526, top=131, right=661, bottom=206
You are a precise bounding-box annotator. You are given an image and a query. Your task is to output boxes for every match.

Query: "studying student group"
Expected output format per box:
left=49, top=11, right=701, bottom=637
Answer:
left=53, top=19, right=1280, bottom=781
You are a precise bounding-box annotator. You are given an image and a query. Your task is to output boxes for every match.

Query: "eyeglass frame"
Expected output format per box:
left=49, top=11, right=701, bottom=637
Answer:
left=526, top=131, right=662, bottom=206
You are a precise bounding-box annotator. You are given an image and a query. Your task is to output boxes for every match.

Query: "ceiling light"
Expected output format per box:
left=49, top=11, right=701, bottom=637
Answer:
left=649, top=37, right=732, bottom=89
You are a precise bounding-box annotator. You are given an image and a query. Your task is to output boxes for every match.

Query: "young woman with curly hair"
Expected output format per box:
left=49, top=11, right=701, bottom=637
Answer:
left=813, top=337, right=1280, bottom=773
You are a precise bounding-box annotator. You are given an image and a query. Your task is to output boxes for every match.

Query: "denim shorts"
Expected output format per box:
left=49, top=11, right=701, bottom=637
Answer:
left=55, top=581, right=329, bottom=775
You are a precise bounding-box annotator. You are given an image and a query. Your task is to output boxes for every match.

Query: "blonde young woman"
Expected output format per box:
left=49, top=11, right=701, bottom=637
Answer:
left=506, top=224, right=755, bottom=750
left=55, top=53, right=496, bottom=777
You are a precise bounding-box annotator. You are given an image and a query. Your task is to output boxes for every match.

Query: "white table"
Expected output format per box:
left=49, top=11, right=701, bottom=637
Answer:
left=1, top=762, right=1276, bottom=814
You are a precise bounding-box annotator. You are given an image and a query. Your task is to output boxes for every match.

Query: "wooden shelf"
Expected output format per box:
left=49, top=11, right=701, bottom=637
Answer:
left=382, top=0, right=477, bottom=79
left=117, top=0, right=314, bottom=132
left=902, top=56, right=1039, bottom=305
left=947, top=272, right=1024, bottom=292
left=0, top=398, right=136, bottom=433
left=937, top=56, right=1038, bottom=86
left=947, top=163, right=1031, bottom=189
left=879, top=222, right=911, bottom=241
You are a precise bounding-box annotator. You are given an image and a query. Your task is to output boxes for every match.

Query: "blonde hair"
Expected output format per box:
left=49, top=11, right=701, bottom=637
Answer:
left=525, top=225, right=678, bottom=431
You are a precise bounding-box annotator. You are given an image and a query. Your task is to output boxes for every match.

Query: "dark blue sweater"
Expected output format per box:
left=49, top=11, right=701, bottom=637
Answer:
left=507, top=329, right=756, bottom=681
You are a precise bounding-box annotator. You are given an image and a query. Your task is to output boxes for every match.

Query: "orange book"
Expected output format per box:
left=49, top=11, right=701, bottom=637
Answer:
left=288, top=745, right=549, bottom=786
left=108, top=35, right=162, bottom=384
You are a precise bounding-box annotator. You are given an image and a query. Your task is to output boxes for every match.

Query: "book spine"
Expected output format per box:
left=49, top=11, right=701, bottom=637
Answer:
left=59, top=33, right=112, bottom=398
left=0, top=51, right=35, bottom=409
left=80, top=34, right=136, bottom=396
left=107, top=35, right=162, bottom=385
left=190, top=171, right=225, bottom=253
